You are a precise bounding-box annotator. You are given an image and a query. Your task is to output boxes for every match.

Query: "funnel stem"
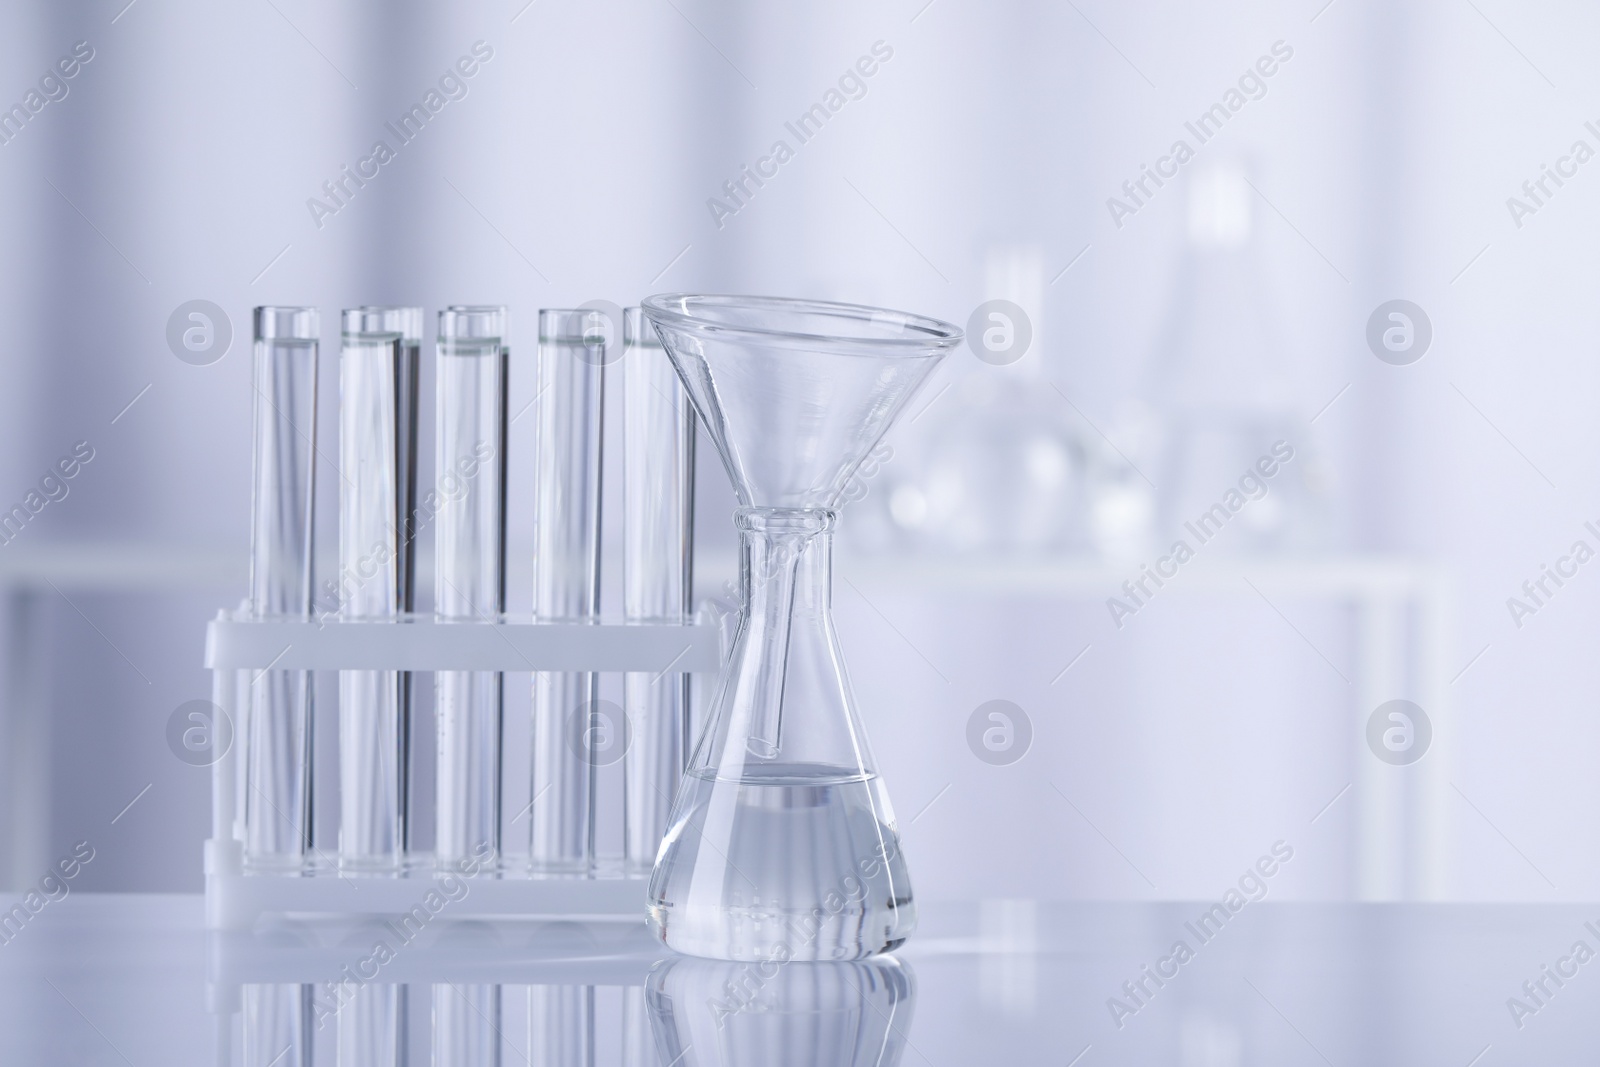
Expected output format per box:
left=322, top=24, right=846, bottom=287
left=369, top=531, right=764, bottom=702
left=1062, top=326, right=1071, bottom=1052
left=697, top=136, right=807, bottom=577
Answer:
left=736, top=508, right=830, bottom=760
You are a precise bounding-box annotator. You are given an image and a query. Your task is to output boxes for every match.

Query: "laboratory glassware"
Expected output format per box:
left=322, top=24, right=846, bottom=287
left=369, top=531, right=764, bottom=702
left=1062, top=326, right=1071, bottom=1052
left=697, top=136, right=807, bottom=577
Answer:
left=622, top=306, right=696, bottom=876
left=245, top=306, right=319, bottom=872
left=339, top=984, right=407, bottom=1067
left=641, top=294, right=959, bottom=961
left=346, top=306, right=423, bottom=603
left=1147, top=162, right=1321, bottom=551
left=877, top=246, right=1088, bottom=555
left=337, top=307, right=420, bottom=873
left=528, top=984, right=592, bottom=1066
left=434, top=984, right=500, bottom=1066
left=243, top=984, right=312, bottom=1067
left=646, top=956, right=917, bottom=1066
left=529, top=309, right=606, bottom=876
left=434, top=306, right=509, bottom=870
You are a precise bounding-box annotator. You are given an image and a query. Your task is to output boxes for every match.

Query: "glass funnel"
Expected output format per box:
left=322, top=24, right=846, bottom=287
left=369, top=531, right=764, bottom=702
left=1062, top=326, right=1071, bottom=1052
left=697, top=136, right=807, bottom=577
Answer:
left=641, top=295, right=961, bottom=961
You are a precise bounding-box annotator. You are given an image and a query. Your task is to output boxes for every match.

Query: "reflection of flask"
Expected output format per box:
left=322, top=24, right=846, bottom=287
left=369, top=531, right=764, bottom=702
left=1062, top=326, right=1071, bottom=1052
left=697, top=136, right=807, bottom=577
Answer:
left=1148, top=163, right=1320, bottom=552
left=876, top=246, right=1085, bottom=554
left=646, top=956, right=916, bottom=1067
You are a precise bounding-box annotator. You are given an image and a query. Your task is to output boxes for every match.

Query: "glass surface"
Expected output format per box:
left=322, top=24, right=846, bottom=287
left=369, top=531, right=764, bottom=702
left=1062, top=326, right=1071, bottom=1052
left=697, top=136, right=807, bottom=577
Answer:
left=245, top=306, right=319, bottom=872
left=642, top=295, right=959, bottom=960
left=529, top=310, right=607, bottom=876
left=622, top=307, right=696, bottom=876
left=434, top=306, right=508, bottom=870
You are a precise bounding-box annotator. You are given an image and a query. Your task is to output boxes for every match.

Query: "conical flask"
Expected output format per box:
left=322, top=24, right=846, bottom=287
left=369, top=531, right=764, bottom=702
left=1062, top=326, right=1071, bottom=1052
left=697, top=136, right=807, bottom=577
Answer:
left=641, top=295, right=961, bottom=961
left=1148, top=161, right=1321, bottom=551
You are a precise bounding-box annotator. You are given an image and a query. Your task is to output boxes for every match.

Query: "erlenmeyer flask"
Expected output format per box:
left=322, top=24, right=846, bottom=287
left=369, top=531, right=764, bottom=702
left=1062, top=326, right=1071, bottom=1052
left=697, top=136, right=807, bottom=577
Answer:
left=641, top=295, right=961, bottom=961
left=1148, top=161, right=1322, bottom=551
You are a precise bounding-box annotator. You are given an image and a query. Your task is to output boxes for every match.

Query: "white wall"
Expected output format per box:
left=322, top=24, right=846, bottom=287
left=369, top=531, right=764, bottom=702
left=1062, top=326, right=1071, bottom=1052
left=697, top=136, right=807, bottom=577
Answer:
left=0, top=0, right=1593, bottom=901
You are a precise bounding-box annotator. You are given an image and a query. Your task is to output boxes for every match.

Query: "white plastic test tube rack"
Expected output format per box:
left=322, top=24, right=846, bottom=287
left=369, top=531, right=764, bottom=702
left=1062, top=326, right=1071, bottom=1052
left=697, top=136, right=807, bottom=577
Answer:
left=204, top=306, right=711, bottom=931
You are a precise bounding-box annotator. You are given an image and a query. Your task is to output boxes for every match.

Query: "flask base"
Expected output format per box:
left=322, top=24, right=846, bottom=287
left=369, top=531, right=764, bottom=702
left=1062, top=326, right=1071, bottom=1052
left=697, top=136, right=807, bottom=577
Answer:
left=647, top=763, right=916, bottom=962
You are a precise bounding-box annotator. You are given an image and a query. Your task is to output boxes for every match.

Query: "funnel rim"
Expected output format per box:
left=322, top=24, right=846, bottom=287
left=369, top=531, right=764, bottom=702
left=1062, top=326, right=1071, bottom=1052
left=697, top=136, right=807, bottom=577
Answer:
left=642, top=293, right=962, bottom=355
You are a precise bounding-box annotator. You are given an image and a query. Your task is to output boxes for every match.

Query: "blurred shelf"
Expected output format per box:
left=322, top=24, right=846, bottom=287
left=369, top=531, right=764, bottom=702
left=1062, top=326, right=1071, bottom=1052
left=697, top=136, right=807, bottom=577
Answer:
left=0, top=543, right=240, bottom=591
left=837, top=551, right=1442, bottom=599
left=0, top=542, right=1443, bottom=601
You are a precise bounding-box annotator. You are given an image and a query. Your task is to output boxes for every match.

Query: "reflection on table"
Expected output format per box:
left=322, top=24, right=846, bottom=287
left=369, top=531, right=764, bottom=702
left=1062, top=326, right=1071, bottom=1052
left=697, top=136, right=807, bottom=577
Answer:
left=217, top=917, right=915, bottom=1066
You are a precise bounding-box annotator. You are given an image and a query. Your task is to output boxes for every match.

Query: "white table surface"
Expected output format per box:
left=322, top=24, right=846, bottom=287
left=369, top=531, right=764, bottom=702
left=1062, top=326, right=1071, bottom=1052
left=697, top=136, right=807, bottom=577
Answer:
left=0, top=894, right=1591, bottom=1064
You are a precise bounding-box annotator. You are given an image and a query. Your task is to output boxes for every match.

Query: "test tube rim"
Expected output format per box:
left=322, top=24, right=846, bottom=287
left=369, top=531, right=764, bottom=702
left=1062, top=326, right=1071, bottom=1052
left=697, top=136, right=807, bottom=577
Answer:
left=253, top=306, right=320, bottom=341
left=439, top=305, right=507, bottom=342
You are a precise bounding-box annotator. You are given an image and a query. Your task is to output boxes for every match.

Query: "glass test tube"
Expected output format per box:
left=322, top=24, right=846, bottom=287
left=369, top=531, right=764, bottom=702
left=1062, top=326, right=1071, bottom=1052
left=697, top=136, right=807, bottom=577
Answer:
left=435, top=307, right=508, bottom=870
left=528, top=984, right=593, bottom=1067
left=338, top=984, right=407, bottom=1067
left=434, top=983, right=501, bottom=1067
left=243, top=984, right=312, bottom=1067
left=530, top=310, right=607, bottom=875
left=245, top=306, right=319, bottom=871
left=620, top=985, right=653, bottom=1067
left=621, top=308, right=696, bottom=875
left=338, top=308, right=421, bottom=873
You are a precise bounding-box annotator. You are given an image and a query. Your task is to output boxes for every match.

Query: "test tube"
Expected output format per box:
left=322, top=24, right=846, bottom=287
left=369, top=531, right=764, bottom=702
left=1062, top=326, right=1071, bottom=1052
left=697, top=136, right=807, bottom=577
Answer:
left=338, top=308, right=420, bottom=873
left=621, top=308, right=695, bottom=875
left=529, top=985, right=593, bottom=1066
left=352, top=306, right=423, bottom=612
left=434, top=984, right=501, bottom=1066
left=243, top=984, right=311, bottom=1067
left=620, top=985, right=653, bottom=1067
left=338, top=984, right=407, bottom=1067
left=530, top=309, right=607, bottom=875
left=245, top=306, right=319, bottom=872
left=435, top=307, right=508, bottom=870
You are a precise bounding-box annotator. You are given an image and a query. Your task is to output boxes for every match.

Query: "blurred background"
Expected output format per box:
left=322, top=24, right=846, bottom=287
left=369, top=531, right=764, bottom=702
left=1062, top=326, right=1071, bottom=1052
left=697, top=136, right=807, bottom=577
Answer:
left=0, top=0, right=1593, bottom=904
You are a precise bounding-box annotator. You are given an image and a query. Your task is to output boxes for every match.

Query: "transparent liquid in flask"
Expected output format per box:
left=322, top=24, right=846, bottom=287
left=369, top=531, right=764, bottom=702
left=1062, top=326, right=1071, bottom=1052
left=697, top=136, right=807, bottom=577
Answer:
left=652, top=762, right=913, bottom=960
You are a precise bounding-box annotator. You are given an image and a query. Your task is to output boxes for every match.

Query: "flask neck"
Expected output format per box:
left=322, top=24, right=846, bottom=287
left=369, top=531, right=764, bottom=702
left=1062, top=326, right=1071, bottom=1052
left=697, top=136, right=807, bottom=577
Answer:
left=725, top=507, right=835, bottom=762
left=737, top=506, right=834, bottom=610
